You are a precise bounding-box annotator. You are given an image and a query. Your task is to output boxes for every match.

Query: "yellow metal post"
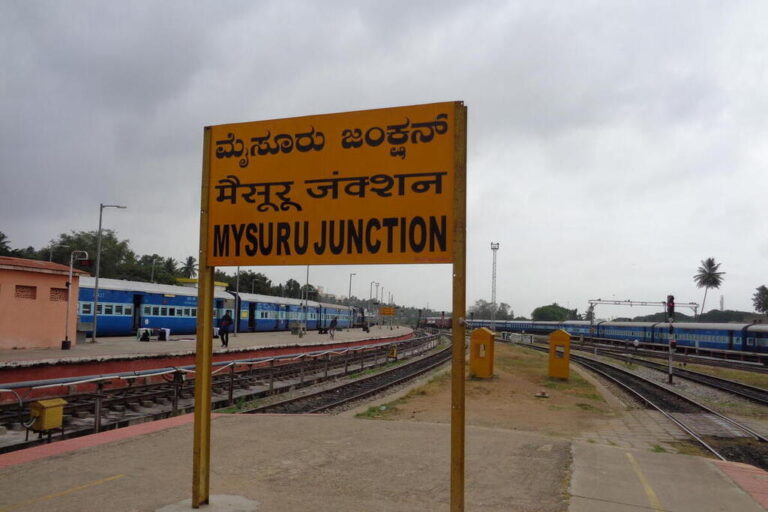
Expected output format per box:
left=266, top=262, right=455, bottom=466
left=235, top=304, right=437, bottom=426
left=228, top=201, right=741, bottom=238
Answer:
left=451, top=102, right=467, bottom=512
left=193, top=127, right=214, bottom=508
left=469, top=327, right=495, bottom=379
left=548, top=329, right=571, bottom=380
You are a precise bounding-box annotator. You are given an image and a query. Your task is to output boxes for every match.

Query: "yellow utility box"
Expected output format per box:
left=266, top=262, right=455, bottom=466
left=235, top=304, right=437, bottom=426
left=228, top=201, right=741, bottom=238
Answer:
left=548, top=330, right=571, bottom=380
left=29, top=398, right=67, bottom=431
left=470, top=327, right=495, bottom=379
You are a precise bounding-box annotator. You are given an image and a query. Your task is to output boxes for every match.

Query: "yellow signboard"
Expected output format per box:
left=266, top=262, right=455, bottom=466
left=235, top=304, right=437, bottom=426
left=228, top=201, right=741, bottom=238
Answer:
left=204, top=102, right=461, bottom=266
left=379, top=307, right=396, bottom=316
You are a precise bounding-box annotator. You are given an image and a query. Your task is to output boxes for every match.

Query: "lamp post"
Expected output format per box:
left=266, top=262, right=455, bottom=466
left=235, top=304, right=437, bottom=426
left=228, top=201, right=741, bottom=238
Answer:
left=234, top=266, right=240, bottom=336
left=63, top=250, right=88, bottom=349
left=348, top=273, right=356, bottom=303
left=150, top=257, right=157, bottom=283
left=49, top=243, right=69, bottom=262
left=91, top=203, right=126, bottom=343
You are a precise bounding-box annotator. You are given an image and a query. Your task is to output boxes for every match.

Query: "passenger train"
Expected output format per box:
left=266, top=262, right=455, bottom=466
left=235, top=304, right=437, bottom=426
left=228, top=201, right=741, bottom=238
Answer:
left=459, top=318, right=768, bottom=355
left=77, top=277, right=356, bottom=337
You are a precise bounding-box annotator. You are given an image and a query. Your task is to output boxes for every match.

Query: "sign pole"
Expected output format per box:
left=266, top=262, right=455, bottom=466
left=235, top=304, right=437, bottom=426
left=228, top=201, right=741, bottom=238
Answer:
left=193, top=127, right=214, bottom=508
left=450, top=102, right=467, bottom=512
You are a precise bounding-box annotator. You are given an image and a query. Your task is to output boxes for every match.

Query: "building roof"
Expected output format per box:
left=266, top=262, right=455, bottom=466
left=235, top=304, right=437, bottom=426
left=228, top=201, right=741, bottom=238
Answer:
left=0, top=256, right=90, bottom=277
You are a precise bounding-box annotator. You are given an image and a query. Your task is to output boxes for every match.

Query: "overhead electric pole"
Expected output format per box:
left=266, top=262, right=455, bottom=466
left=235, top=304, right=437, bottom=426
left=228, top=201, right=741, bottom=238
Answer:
left=490, top=242, right=499, bottom=324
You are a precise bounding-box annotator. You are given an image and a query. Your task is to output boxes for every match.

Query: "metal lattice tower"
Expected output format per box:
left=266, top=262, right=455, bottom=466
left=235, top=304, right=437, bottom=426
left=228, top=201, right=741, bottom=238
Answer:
left=490, top=242, right=500, bottom=322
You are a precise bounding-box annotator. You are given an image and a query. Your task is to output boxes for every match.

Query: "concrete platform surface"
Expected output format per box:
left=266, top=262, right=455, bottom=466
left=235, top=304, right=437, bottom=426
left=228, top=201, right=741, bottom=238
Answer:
left=0, top=413, right=766, bottom=512
left=0, top=325, right=413, bottom=365
left=0, top=414, right=571, bottom=512
left=570, top=441, right=766, bottom=511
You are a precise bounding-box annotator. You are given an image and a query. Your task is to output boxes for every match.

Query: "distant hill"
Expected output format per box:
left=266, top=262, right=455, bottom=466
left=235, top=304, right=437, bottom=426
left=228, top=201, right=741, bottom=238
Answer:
left=630, top=309, right=762, bottom=323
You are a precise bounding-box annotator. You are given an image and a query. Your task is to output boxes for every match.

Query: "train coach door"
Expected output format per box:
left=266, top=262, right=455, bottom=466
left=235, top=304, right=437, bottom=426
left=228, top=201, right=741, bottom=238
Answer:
left=132, top=295, right=143, bottom=331
left=248, top=303, right=256, bottom=332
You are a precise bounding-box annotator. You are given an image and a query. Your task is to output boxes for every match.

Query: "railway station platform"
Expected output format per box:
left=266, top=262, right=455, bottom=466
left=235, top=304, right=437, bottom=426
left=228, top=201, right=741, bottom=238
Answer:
left=0, top=325, right=413, bottom=364
left=0, top=413, right=765, bottom=512
left=0, top=326, right=414, bottom=386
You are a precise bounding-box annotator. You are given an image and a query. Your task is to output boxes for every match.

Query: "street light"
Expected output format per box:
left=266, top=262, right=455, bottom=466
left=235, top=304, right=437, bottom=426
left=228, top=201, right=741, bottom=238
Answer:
left=63, top=250, right=88, bottom=350
left=348, top=273, right=356, bottom=303
left=49, top=243, right=69, bottom=262
left=91, top=203, right=127, bottom=343
left=150, top=257, right=158, bottom=283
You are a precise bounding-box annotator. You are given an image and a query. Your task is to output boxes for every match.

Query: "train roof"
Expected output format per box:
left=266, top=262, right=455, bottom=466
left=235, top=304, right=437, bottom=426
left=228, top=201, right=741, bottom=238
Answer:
left=80, top=277, right=231, bottom=300
left=235, top=292, right=305, bottom=306
left=745, top=323, right=768, bottom=333
left=601, top=321, right=659, bottom=327
left=233, top=292, right=353, bottom=310
left=651, top=322, right=750, bottom=330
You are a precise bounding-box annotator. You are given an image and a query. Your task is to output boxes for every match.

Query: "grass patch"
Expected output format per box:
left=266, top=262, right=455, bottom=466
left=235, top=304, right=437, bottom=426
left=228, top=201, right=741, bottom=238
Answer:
left=355, top=371, right=450, bottom=420
left=542, top=373, right=606, bottom=402
left=651, top=445, right=667, bottom=453
left=682, top=361, right=768, bottom=389
left=355, top=401, right=405, bottom=419
left=666, top=440, right=711, bottom=458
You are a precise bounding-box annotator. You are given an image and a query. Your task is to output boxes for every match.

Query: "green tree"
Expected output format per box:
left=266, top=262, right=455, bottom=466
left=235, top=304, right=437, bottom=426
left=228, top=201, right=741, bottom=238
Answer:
left=284, top=279, right=301, bottom=298
left=531, top=303, right=579, bottom=321
left=467, top=299, right=513, bottom=320
left=163, top=257, right=178, bottom=276
left=300, top=284, right=319, bottom=301
left=0, top=232, right=13, bottom=256
left=754, top=285, right=768, bottom=316
left=693, top=258, right=725, bottom=316
left=181, top=256, right=198, bottom=278
left=52, top=230, right=135, bottom=277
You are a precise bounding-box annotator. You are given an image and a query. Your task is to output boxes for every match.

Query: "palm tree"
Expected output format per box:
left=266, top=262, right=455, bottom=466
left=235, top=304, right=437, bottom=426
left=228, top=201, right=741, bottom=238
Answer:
left=181, top=256, right=198, bottom=278
left=0, top=232, right=11, bottom=255
left=693, top=258, right=725, bottom=316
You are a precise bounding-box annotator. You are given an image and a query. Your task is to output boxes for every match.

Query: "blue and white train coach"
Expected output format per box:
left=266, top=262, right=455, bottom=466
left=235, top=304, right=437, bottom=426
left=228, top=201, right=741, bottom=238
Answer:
left=78, top=277, right=233, bottom=336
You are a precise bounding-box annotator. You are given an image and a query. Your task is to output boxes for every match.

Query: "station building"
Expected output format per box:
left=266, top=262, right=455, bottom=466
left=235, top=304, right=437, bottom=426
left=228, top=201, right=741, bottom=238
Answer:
left=0, top=256, right=89, bottom=350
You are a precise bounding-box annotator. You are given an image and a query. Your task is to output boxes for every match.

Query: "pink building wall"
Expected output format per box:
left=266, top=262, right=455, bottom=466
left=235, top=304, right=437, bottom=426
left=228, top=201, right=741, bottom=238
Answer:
left=0, top=257, right=86, bottom=350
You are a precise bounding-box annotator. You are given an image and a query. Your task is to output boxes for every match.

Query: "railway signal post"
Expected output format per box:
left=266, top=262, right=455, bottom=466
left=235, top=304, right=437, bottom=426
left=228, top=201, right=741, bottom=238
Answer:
left=667, top=295, right=675, bottom=384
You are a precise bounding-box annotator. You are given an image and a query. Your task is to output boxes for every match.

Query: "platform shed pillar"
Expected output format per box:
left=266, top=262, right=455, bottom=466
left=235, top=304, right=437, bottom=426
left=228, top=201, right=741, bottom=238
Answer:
left=548, top=329, right=571, bottom=380
left=469, top=327, right=495, bottom=379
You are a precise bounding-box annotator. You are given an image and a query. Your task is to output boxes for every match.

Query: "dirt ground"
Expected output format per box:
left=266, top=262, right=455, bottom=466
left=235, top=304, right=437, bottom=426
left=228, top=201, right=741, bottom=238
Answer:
left=357, top=343, right=622, bottom=437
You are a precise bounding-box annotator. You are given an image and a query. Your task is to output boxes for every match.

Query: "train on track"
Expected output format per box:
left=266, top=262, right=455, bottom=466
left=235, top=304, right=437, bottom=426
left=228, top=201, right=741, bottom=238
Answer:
left=77, top=277, right=358, bottom=337
left=455, top=318, right=768, bottom=355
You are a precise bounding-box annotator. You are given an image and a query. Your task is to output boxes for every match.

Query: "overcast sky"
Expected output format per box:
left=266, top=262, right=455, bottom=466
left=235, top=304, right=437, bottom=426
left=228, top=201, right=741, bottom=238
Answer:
left=1, top=1, right=766, bottom=318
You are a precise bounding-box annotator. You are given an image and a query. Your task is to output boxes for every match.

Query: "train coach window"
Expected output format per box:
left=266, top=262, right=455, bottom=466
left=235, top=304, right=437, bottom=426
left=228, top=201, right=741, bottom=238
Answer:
left=152, top=306, right=160, bottom=316
left=161, top=307, right=168, bottom=316
left=125, top=306, right=132, bottom=316
left=115, top=305, right=123, bottom=315
left=747, top=338, right=755, bottom=347
left=191, top=308, right=197, bottom=317
left=105, top=305, right=113, bottom=315
left=168, top=308, right=175, bottom=316
left=96, top=304, right=102, bottom=314
left=82, top=303, right=92, bottom=314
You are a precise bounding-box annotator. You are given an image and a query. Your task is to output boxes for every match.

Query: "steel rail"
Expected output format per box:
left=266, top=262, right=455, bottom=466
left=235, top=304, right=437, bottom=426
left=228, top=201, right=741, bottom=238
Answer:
left=244, top=346, right=452, bottom=414
left=524, top=344, right=768, bottom=460
left=591, top=347, right=768, bottom=405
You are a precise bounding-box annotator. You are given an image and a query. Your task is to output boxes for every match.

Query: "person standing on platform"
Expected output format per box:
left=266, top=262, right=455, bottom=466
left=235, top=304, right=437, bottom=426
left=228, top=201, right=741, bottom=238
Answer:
left=220, top=311, right=233, bottom=348
left=329, top=316, right=338, bottom=340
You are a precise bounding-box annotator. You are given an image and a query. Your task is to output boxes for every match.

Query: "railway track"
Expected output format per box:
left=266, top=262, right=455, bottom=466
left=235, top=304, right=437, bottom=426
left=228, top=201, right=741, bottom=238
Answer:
left=244, top=346, right=452, bottom=414
left=0, top=335, right=442, bottom=453
left=591, top=347, right=768, bottom=405
left=524, top=344, right=768, bottom=470
left=584, top=339, right=768, bottom=374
